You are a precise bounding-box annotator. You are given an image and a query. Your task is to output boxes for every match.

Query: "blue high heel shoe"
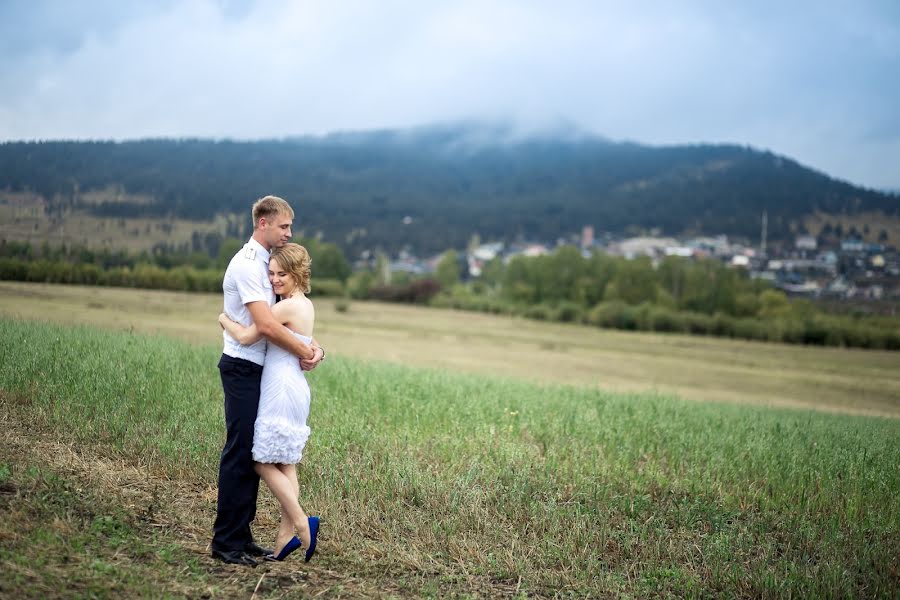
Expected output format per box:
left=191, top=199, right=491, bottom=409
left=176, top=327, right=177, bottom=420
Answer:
left=305, top=516, right=319, bottom=562
left=266, top=536, right=302, bottom=561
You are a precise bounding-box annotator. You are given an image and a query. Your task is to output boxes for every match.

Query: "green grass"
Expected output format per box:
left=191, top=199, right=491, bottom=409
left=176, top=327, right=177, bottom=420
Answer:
left=1, top=317, right=898, bottom=597
left=3, top=281, right=899, bottom=419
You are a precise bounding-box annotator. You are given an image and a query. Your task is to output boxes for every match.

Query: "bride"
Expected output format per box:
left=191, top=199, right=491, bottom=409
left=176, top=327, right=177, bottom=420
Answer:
left=219, top=243, right=321, bottom=562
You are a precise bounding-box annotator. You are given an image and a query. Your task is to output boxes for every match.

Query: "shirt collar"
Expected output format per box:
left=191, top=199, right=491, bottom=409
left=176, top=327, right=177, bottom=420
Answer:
left=247, top=237, right=270, bottom=262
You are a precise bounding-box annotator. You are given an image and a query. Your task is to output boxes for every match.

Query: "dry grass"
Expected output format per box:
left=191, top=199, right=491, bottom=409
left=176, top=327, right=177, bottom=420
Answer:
left=0, top=391, right=549, bottom=598
left=0, top=281, right=898, bottom=418
left=0, top=398, right=423, bottom=599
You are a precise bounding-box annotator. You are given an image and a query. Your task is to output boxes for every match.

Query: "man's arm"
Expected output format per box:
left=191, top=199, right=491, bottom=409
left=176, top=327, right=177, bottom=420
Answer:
left=300, top=337, right=325, bottom=371
left=246, top=301, right=316, bottom=360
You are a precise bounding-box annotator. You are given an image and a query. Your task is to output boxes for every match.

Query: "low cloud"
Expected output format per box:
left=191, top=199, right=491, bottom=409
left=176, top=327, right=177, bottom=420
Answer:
left=1, top=0, right=898, bottom=189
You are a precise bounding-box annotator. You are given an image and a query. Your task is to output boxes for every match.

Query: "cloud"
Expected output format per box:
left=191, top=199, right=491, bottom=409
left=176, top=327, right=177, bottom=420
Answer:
left=0, top=0, right=898, bottom=189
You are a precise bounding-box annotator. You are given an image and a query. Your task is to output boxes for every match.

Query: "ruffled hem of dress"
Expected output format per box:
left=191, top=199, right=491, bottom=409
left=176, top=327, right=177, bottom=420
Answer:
left=252, top=417, right=311, bottom=464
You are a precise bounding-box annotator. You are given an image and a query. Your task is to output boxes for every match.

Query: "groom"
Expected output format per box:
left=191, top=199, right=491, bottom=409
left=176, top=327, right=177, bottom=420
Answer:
left=211, top=195, right=324, bottom=566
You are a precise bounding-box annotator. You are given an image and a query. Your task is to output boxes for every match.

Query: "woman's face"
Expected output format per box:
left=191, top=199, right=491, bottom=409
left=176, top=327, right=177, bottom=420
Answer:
left=268, top=257, right=297, bottom=297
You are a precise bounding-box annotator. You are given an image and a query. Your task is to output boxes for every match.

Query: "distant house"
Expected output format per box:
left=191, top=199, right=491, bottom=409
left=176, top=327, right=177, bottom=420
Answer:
left=580, top=225, right=594, bottom=249
left=471, top=242, right=504, bottom=262
left=389, top=259, right=430, bottom=275
left=664, top=246, right=694, bottom=258
left=841, top=238, right=864, bottom=252
left=467, top=242, right=505, bottom=277
left=796, top=235, right=817, bottom=251
left=779, top=280, right=821, bottom=297
left=521, top=243, right=549, bottom=258
left=686, top=235, right=731, bottom=257
left=615, top=237, right=678, bottom=259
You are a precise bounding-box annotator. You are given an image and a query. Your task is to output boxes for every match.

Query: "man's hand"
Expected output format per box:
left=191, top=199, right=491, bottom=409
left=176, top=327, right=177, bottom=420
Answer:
left=300, top=346, right=324, bottom=371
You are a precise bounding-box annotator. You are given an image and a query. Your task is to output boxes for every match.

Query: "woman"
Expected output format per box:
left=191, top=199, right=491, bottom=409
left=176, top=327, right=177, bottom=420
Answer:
left=219, top=243, right=320, bottom=562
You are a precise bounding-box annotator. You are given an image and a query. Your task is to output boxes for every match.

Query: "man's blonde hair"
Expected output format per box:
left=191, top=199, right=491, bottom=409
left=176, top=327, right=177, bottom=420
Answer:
left=252, top=195, right=294, bottom=229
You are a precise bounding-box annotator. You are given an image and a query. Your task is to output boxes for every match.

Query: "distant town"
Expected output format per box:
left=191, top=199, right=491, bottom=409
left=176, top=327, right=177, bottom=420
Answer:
left=376, top=222, right=899, bottom=311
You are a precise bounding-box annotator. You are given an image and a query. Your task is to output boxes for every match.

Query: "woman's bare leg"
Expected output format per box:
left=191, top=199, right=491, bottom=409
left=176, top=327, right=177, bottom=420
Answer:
left=255, top=462, right=311, bottom=551
left=274, top=508, right=294, bottom=554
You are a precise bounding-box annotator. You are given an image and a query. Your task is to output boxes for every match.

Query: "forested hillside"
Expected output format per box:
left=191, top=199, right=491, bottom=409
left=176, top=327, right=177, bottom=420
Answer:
left=1, top=124, right=896, bottom=254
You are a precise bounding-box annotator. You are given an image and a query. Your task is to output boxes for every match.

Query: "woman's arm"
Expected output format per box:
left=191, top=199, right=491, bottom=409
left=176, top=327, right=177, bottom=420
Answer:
left=218, top=313, right=263, bottom=345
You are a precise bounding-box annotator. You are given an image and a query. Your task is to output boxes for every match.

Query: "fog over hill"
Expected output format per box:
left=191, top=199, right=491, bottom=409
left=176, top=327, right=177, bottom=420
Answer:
left=1, top=123, right=897, bottom=254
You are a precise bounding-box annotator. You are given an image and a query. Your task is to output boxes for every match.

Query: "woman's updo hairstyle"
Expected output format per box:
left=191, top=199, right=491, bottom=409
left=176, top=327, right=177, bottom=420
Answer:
left=270, top=243, right=311, bottom=294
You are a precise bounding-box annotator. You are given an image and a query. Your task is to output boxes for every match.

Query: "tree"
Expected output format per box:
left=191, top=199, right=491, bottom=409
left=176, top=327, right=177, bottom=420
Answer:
left=758, top=289, right=791, bottom=319
left=542, top=246, right=587, bottom=303
left=311, top=242, right=351, bottom=282
left=435, top=250, right=461, bottom=289
left=606, top=257, right=657, bottom=305
left=217, top=239, right=243, bottom=268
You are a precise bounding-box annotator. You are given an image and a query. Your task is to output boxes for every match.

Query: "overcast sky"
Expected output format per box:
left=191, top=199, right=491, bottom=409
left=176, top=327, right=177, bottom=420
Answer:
left=1, top=0, right=898, bottom=190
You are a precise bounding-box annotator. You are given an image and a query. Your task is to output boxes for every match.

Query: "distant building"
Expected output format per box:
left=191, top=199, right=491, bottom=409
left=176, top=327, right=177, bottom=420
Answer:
left=796, top=235, right=817, bottom=251
left=841, top=238, right=864, bottom=252
left=581, top=225, right=594, bottom=249
left=664, top=246, right=694, bottom=258
left=467, top=242, right=504, bottom=277
left=522, top=243, right=549, bottom=257
left=615, top=237, right=678, bottom=259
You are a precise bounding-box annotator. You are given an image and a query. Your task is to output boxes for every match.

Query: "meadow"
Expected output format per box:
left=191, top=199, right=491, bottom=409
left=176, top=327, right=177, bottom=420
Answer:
left=0, top=307, right=898, bottom=596
left=1, top=281, right=899, bottom=419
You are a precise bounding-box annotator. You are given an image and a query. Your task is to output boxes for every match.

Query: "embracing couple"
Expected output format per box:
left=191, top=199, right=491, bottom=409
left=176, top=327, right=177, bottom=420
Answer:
left=210, top=195, right=325, bottom=567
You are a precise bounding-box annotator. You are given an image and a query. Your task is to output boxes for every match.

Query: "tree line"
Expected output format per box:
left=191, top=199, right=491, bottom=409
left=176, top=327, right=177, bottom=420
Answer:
left=0, top=237, right=350, bottom=295
left=345, top=247, right=899, bottom=350
left=2, top=238, right=897, bottom=350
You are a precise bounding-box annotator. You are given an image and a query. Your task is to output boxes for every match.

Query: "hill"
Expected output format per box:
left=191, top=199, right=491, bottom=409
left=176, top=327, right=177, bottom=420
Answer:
left=1, top=123, right=897, bottom=254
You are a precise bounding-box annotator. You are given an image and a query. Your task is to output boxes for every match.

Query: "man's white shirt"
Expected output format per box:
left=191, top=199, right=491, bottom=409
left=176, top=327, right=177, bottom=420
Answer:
left=221, top=237, right=275, bottom=366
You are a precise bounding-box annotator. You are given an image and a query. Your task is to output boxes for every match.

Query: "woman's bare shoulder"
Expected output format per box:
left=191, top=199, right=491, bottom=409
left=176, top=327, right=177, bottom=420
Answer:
left=277, top=295, right=313, bottom=314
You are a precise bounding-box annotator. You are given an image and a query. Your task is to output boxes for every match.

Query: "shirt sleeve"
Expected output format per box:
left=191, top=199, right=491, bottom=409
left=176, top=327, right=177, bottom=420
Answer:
left=234, top=259, right=270, bottom=305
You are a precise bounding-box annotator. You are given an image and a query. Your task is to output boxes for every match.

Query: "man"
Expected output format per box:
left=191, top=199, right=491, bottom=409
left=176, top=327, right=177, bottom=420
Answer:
left=211, top=195, right=325, bottom=566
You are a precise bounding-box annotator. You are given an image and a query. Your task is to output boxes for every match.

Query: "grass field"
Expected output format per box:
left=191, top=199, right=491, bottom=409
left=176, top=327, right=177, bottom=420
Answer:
left=0, top=316, right=898, bottom=598
left=1, top=281, right=899, bottom=418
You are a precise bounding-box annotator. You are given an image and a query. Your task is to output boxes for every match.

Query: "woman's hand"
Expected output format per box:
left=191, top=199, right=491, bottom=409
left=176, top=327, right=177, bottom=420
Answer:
left=218, top=313, right=229, bottom=329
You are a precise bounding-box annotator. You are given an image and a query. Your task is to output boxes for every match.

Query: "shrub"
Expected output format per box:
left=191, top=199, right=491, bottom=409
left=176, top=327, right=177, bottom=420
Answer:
left=554, top=301, right=584, bottom=323
left=524, top=304, right=553, bottom=321
left=731, top=317, right=768, bottom=341
left=587, top=301, right=639, bottom=330
left=0, top=258, right=28, bottom=281
left=683, top=313, right=713, bottom=335
left=310, top=278, right=345, bottom=298
left=648, top=307, right=684, bottom=333
left=346, top=271, right=375, bottom=300
left=711, top=313, right=735, bottom=338
left=368, top=279, right=441, bottom=304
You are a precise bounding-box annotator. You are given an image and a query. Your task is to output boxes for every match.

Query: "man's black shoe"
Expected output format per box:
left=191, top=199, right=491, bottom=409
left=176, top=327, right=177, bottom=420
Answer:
left=244, top=541, right=273, bottom=557
left=211, top=549, right=258, bottom=566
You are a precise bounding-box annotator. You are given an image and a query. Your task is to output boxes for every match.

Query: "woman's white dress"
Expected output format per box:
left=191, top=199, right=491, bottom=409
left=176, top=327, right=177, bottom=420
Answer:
left=252, top=330, right=312, bottom=464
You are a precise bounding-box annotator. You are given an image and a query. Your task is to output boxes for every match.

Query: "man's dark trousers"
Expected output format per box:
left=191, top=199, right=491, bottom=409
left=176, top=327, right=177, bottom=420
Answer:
left=212, top=354, right=263, bottom=552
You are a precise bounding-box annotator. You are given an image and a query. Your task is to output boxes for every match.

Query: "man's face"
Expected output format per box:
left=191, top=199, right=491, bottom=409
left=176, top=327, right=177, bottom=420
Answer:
left=260, top=213, right=293, bottom=249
